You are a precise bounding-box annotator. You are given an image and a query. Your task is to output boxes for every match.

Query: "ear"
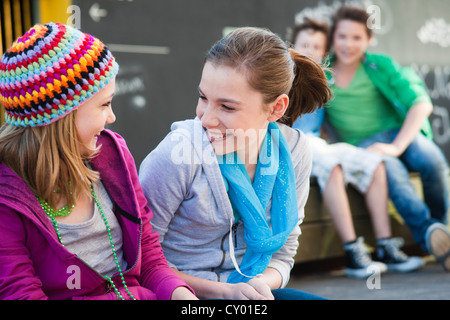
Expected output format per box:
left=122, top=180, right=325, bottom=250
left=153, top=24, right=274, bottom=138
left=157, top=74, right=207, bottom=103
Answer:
left=267, top=94, right=289, bottom=122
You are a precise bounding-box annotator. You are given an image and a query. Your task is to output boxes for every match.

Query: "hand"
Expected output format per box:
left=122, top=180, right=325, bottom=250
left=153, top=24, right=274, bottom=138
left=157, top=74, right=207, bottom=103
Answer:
left=366, top=142, right=403, bottom=157
left=247, top=276, right=274, bottom=300
left=170, top=286, right=199, bottom=300
left=222, top=281, right=272, bottom=300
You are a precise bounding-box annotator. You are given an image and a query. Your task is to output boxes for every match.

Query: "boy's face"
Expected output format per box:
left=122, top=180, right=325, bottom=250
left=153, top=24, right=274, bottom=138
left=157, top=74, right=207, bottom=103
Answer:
left=294, top=29, right=327, bottom=63
left=333, top=19, right=371, bottom=67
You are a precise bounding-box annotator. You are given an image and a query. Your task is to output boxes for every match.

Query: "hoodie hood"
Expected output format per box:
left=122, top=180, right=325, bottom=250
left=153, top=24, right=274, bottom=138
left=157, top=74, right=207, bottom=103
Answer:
left=169, top=118, right=234, bottom=223
left=0, top=164, right=59, bottom=240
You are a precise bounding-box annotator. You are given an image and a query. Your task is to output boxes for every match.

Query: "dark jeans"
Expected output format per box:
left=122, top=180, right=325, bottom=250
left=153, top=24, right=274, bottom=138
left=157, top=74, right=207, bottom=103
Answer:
left=272, top=288, right=326, bottom=300
left=357, top=129, right=449, bottom=250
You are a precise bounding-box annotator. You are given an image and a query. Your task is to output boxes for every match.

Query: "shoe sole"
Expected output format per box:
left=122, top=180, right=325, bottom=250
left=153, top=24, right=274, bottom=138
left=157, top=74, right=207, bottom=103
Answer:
left=385, top=257, right=424, bottom=272
left=346, top=262, right=387, bottom=279
left=427, top=226, right=450, bottom=271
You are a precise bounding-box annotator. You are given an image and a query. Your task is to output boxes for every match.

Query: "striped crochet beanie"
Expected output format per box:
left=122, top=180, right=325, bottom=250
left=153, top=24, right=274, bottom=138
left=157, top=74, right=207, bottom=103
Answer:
left=0, top=22, right=119, bottom=127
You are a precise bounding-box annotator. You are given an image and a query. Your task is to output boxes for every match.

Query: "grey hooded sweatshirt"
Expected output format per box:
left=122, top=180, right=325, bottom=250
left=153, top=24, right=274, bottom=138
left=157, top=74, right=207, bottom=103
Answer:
left=139, top=118, right=311, bottom=288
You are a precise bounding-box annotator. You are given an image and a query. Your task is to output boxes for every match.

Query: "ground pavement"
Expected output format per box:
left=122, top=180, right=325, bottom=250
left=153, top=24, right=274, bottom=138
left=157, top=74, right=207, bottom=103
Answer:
left=287, top=256, right=450, bottom=300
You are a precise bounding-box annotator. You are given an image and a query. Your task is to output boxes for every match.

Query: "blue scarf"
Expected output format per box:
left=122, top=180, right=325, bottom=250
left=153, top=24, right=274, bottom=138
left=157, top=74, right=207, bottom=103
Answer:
left=217, top=122, right=299, bottom=283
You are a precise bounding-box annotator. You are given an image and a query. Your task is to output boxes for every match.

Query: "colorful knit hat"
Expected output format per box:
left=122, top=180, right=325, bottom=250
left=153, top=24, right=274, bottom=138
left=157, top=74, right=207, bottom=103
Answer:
left=0, top=22, right=119, bottom=127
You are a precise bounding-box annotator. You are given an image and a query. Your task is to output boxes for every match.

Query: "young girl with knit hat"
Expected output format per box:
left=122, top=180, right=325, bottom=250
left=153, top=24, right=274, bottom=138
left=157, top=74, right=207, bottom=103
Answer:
left=139, top=27, right=331, bottom=299
left=0, top=22, right=196, bottom=300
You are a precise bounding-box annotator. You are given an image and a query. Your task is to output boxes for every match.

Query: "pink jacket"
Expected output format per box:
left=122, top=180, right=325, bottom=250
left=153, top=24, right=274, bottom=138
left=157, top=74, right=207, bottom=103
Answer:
left=0, top=130, right=192, bottom=300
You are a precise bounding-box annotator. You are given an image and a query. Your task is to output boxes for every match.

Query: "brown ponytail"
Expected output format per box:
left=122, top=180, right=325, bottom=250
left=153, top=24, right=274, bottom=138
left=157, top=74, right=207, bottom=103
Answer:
left=282, top=49, right=332, bottom=127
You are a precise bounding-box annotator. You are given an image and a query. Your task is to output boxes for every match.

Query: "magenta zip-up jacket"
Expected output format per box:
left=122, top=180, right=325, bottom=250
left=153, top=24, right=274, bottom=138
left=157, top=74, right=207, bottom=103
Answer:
left=0, top=129, right=192, bottom=300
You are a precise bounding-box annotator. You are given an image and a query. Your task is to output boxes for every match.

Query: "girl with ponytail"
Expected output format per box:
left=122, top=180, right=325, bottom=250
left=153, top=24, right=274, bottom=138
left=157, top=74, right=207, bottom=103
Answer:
left=139, top=27, right=331, bottom=300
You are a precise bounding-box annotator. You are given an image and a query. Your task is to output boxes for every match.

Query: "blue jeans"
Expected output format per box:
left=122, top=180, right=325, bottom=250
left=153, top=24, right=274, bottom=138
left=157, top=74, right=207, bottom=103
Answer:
left=357, top=129, right=449, bottom=250
left=272, top=289, right=326, bottom=300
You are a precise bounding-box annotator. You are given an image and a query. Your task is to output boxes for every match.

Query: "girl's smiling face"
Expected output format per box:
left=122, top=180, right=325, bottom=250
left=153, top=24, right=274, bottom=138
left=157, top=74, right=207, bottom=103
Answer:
left=196, top=62, right=277, bottom=158
left=75, top=78, right=116, bottom=155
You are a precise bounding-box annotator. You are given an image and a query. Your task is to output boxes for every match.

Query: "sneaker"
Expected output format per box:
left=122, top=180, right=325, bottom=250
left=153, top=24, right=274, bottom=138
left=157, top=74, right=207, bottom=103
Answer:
left=343, top=237, right=387, bottom=278
left=425, top=223, right=450, bottom=271
left=375, top=237, right=424, bottom=272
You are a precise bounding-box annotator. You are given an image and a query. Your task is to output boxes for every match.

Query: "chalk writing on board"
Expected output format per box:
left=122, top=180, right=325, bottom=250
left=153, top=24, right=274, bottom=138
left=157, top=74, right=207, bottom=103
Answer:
left=294, top=0, right=369, bottom=24
left=412, top=64, right=450, bottom=145
left=412, top=64, right=450, bottom=100
left=293, top=0, right=392, bottom=35
left=417, top=18, right=450, bottom=48
left=115, top=67, right=147, bottom=110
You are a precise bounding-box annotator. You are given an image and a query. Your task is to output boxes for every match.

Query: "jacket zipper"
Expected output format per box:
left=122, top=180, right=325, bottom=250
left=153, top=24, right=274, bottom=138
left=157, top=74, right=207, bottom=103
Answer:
left=215, top=221, right=239, bottom=273
left=232, top=222, right=239, bottom=248
left=111, top=222, right=143, bottom=279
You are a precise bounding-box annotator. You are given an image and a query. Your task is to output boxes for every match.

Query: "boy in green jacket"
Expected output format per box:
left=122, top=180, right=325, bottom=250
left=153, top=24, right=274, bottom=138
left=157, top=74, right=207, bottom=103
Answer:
left=326, top=6, right=450, bottom=271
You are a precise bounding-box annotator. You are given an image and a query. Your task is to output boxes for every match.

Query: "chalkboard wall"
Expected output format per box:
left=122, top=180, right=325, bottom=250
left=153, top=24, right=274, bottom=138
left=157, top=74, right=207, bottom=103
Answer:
left=73, top=0, right=450, bottom=165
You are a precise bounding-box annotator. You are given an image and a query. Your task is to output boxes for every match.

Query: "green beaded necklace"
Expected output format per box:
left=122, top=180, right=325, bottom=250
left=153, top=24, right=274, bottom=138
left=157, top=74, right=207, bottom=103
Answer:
left=37, top=185, right=136, bottom=300
left=36, top=182, right=74, bottom=217
left=37, top=198, right=75, bottom=217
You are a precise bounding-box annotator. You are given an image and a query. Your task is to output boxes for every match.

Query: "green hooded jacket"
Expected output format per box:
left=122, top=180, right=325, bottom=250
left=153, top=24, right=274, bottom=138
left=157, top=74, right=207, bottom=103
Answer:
left=327, top=52, right=433, bottom=140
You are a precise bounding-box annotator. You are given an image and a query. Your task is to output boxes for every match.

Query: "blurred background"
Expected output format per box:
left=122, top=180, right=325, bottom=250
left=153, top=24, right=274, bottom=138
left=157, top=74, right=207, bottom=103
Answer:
left=1, top=0, right=450, bottom=167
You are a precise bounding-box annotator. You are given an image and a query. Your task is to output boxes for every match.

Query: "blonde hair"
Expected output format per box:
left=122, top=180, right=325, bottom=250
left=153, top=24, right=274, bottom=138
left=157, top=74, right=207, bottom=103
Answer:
left=205, top=27, right=332, bottom=126
left=0, top=111, right=99, bottom=208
